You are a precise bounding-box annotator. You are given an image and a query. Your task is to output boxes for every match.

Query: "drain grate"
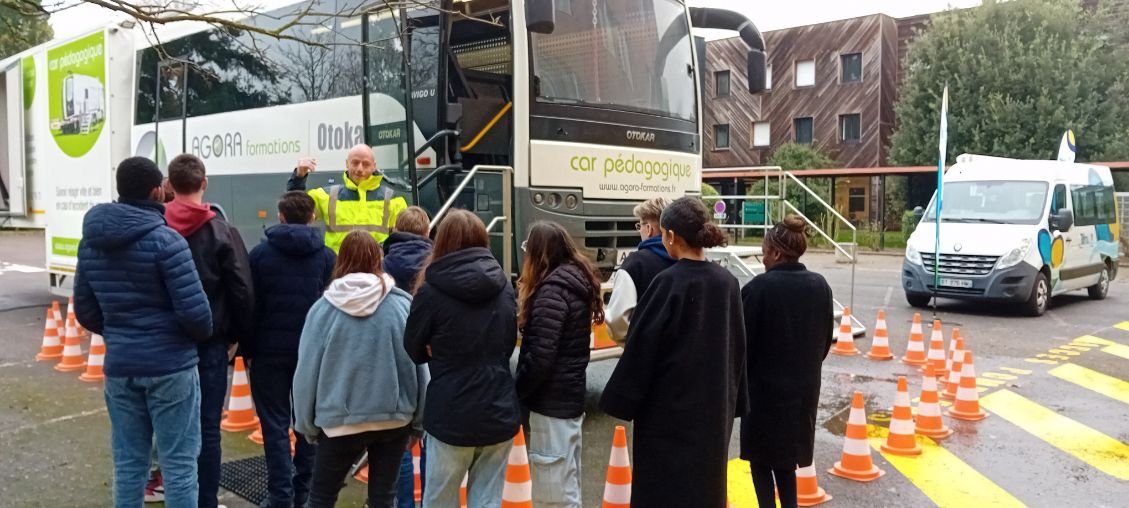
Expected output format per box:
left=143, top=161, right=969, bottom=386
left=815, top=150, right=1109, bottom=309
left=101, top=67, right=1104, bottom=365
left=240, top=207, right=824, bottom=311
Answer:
left=219, top=456, right=269, bottom=505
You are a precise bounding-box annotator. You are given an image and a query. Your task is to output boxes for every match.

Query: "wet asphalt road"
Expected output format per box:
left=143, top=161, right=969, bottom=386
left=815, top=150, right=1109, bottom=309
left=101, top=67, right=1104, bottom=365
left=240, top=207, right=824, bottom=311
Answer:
left=2, top=231, right=1127, bottom=507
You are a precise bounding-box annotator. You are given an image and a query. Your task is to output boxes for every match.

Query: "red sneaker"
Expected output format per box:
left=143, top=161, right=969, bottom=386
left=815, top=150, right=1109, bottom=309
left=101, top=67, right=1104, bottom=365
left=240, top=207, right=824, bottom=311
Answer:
left=144, top=470, right=165, bottom=503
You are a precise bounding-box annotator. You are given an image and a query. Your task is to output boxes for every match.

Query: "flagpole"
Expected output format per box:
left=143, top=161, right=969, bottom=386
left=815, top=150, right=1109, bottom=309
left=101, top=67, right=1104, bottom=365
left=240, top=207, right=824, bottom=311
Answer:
left=932, top=85, right=949, bottom=320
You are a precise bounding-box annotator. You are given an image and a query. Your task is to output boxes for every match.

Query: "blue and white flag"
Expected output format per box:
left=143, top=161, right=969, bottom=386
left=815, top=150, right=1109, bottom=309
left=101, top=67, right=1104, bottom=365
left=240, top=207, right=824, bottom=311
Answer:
left=1057, top=129, right=1076, bottom=163
left=934, top=85, right=948, bottom=289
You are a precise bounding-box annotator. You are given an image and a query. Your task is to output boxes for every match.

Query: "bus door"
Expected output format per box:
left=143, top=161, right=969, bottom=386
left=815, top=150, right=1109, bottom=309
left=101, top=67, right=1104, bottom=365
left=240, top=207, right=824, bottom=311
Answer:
left=150, top=59, right=188, bottom=171
left=0, top=62, right=27, bottom=216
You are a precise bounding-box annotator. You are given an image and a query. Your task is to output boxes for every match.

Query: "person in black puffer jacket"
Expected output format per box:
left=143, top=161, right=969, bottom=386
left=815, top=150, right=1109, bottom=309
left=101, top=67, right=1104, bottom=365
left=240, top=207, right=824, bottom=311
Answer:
left=246, top=191, right=336, bottom=508
left=382, top=205, right=432, bottom=291
left=404, top=209, right=520, bottom=508
left=515, top=221, right=604, bottom=508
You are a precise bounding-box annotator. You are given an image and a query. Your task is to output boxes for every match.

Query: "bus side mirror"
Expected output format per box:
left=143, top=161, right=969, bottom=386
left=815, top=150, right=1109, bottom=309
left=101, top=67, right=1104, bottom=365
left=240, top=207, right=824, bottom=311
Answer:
left=747, top=49, right=766, bottom=93
left=912, top=206, right=924, bottom=223
left=1050, top=208, right=1074, bottom=232
left=526, top=0, right=556, bottom=34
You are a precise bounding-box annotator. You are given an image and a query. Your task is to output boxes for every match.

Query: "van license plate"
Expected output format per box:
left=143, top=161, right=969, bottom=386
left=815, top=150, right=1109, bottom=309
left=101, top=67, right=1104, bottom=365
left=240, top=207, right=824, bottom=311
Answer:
left=939, top=278, right=973, bottom=288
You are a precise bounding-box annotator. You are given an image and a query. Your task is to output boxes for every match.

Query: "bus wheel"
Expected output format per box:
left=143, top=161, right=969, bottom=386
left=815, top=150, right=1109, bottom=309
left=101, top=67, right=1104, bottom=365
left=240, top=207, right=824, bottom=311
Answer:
left=1087, top=263, right=1110, bottom=300
left=1024, top=272, right=1050, bottom=316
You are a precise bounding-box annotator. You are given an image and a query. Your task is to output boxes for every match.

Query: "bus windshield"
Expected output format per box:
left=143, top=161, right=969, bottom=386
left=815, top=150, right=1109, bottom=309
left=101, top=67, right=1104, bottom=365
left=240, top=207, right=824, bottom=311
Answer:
left=530, top=0, right=697, bottom=121
left=923, top=180, right=1049, bottom=225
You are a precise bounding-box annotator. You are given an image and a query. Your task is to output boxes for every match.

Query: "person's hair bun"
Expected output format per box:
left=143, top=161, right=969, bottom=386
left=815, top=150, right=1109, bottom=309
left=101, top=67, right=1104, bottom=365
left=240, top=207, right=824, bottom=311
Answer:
left=783, top=215, right=806, bottom=234
left=695, top=222, right=729, bottom=248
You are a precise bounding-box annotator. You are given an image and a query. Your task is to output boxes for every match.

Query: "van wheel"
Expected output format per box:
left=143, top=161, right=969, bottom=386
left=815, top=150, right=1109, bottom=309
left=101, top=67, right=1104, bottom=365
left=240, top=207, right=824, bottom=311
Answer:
left=1088, top=263, right=1110, bottom=300
left=905, top=292, right=931, bottom=308
left=1024, top=272, right=1050, bottom=316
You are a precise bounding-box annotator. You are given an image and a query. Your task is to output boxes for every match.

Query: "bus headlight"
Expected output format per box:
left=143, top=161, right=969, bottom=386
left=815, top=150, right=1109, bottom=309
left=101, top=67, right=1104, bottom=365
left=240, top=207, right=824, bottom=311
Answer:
left=547, top=193, right=561, bottom=208
left=532, top=192, right=545, bottom=205
left=564, top=194, right=579, bottom=209
left=906, top=245, right=922, bottom=265
left=996, top=239, right=1031, bottom=270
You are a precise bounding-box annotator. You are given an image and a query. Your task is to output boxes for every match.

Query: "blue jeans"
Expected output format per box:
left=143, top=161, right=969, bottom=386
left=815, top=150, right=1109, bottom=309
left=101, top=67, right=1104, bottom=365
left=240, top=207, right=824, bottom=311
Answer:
left=397, top=440, right=425, bottom=508
left=105, top=368, right=201, bottom=508
left=422, top=434, right=510, bottom=508
left=197, top=341, right=229, bottom=508
left=528, top=411, right=583, bottom=508
left=249, top=356, right=315, bottom=507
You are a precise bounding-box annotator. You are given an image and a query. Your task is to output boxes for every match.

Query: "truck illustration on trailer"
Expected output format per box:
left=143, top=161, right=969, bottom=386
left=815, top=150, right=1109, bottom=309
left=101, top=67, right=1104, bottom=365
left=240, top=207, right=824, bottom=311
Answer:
left=59, top=72, right=104, bottom=135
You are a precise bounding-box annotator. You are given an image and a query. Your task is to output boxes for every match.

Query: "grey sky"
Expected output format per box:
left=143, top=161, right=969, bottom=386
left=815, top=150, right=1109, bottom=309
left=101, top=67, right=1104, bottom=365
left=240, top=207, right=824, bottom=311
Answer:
left=49, top=0, right=983, bottom=42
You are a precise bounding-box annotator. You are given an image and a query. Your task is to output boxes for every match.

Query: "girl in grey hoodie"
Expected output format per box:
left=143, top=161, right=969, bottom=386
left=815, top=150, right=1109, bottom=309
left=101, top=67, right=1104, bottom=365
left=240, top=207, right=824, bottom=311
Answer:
left=293, top=231, right=429, bottom=508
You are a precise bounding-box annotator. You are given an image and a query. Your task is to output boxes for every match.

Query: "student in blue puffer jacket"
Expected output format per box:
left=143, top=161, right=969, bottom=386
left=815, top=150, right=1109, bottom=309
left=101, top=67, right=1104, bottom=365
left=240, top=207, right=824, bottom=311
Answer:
left=74, top=156, right=213, bottom=508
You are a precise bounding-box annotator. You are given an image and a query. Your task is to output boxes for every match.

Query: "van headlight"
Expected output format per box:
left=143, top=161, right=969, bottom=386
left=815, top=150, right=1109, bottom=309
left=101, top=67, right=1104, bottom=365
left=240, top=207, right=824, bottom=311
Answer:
left=906, top=245, right=922, bottom=265
left=995, top=239, right=1031, bottom=270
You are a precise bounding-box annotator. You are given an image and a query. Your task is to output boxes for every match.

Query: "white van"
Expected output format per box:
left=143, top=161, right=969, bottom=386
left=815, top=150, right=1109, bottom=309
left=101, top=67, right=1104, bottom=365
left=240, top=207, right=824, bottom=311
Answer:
left=903, top=154, right=1119, bottom=316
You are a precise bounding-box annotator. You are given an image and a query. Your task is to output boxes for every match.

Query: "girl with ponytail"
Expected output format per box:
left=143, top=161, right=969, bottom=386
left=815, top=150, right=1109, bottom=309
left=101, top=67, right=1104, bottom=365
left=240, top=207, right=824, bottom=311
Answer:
left=599, top=197, right=748, bottom=507
left=739, top=215, right=834, bottom=508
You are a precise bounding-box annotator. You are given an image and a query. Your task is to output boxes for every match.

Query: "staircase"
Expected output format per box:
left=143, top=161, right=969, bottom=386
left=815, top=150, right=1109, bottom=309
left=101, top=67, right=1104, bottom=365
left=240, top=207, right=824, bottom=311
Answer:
left=708, top=167, right=865, bottom=337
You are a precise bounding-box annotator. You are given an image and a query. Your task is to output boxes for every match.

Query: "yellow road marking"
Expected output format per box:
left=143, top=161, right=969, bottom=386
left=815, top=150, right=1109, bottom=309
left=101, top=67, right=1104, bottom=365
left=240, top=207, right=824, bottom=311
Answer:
left=1074, top=335, right=1117, bottom=346
left=980, top=389, right=1129, bottom=481
left=727, top=459, right=775, bottom=508
left=868, top=427, right=1024, bottom=508
left=1049, top=363, right=1129, bottom=405
left=1102, top=344, right=1129, bottom=361
left=1114, top=322, right=1129, bottom=332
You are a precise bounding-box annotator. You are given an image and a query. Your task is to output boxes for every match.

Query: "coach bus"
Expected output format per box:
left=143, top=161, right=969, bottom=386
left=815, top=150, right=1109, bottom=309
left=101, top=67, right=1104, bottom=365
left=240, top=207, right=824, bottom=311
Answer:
left=1, top=0, right=767, bottom=291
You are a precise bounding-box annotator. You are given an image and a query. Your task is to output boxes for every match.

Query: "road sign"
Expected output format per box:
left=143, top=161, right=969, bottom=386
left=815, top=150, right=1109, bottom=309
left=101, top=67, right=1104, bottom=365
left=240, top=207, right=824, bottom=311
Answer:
left=744, top=202, right=766, bottom=223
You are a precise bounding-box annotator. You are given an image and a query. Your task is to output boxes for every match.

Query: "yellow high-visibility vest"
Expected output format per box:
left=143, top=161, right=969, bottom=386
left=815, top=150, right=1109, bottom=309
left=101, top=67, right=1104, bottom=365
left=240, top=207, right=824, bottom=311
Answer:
left=307, top=172, right=408, bottom=252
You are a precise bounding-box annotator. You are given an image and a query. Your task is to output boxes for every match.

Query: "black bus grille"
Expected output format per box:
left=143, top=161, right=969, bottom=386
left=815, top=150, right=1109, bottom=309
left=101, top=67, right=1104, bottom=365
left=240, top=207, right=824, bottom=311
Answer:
left=921, top=253, right=999, bottom=276
left=584, top=220, right=640, bottom=249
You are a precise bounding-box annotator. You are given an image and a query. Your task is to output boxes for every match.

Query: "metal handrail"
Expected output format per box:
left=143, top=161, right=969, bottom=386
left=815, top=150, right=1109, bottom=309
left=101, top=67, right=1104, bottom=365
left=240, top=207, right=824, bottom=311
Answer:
left=781, top=171, right=855, bottom=231
left=430, top=164, right=515, bottom=274
left=778, top=171, right=857, bottom=316
left=485, top=216, right=507, bottom=232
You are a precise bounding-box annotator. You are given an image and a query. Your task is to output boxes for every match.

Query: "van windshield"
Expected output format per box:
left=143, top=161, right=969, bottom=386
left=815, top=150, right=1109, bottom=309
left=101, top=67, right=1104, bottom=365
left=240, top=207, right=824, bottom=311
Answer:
left=923, top=180, right=1048, bottom=225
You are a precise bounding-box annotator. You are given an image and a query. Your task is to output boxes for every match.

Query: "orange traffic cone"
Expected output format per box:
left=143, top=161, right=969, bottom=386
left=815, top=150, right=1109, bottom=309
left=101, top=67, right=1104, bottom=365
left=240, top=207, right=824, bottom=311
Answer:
left=901, top=313, right=928, bottom=366
left=942, top=335, right=966, bottom=399
left=54, top=315, right=87, bottom=372
left=460, top=472, right=468, bottom=508
left=603, top=425, right=631, bottom=508
left=915, top=365, right=953, bottom=438
left=866, top=310, right=894, bottom=360
left=79, top=333, right=105, bottom=382
left=881, top=376, right=921, bottom=455
left=924, top=320, right=948, bottom=378
left=501, top=428, right=532, bottom=508
left=353, top=462, right=368, bottom=483
left=829, top=391, right=885, bottom=482
left=52, top=300, right=66, bottom=341
left=795, top=463, right=832, bottom=506
left=35, top=305, right=63, bottom=361
left=830, top=308, right=859, bottom=356
left=946, top=352, right=988, bottom=421
left=220, top=357, right=260, bottom=431
left=943, top=328, right=962, bottom=379
left=412, top=442, right=423, bottom=503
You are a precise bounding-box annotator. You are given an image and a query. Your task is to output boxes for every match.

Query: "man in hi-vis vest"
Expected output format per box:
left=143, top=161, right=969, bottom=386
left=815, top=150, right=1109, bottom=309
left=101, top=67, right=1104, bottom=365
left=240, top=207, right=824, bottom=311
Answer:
left=287, top=144, right=408, bottom=253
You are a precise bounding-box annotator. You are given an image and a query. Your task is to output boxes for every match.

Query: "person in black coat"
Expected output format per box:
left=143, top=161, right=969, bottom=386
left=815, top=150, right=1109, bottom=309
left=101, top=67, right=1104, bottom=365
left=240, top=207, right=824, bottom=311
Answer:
left=599, top=197, right=748, bottom=508
left=246, top=191, right=336, bottom=508
left=515, top=221, right=604, bottom=507
left=404, top=209, right=521, bottom=508
left=163, top=154, right=255, bottom=508
left=740, top=215, right=834, bottom=508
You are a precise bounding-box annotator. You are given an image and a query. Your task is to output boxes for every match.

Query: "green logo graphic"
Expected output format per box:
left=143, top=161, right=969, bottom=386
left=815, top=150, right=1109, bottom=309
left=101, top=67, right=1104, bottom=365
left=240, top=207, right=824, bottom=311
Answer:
left=47, top=32, right=106, bottom=158
left=21, top=57, right=35, bottom=111
left=51, top=237, right=80, bottom=257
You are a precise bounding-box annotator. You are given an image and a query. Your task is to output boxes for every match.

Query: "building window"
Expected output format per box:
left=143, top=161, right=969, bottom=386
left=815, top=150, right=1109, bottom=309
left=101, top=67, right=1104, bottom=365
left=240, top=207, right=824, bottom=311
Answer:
left=753, top=121, right=771, bottom=147
left=841, top=53, right=862, bottom=83
left=849, top=187, right=866, bottom=213
left=839, top=113, right=861, bottom=143
left=715, top=124, right=730, bottom=149
left=715, top=70, right=731, bottom=97
left=794, top=117, right=813, bottom=144
left=765, top=64, right=773, bottom=90
left=795, top=60, right=815, bottom=87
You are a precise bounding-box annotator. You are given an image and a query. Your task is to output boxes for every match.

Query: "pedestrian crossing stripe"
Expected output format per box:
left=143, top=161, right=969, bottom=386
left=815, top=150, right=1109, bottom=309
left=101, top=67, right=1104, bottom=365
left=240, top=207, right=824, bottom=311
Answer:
left=1073, top=335, right=1116, bottom=347
left=1113, top=322, right=1129, bottom=332
left=1101, top=343, right=1129, bottom=361
left=725, top=459, right=760, bottom=508
left=868, top=427, right=1024, bottom=508
left=1048, top=363, right=1129, bottom=405
left=979, top=389, right=1129, bottom=481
